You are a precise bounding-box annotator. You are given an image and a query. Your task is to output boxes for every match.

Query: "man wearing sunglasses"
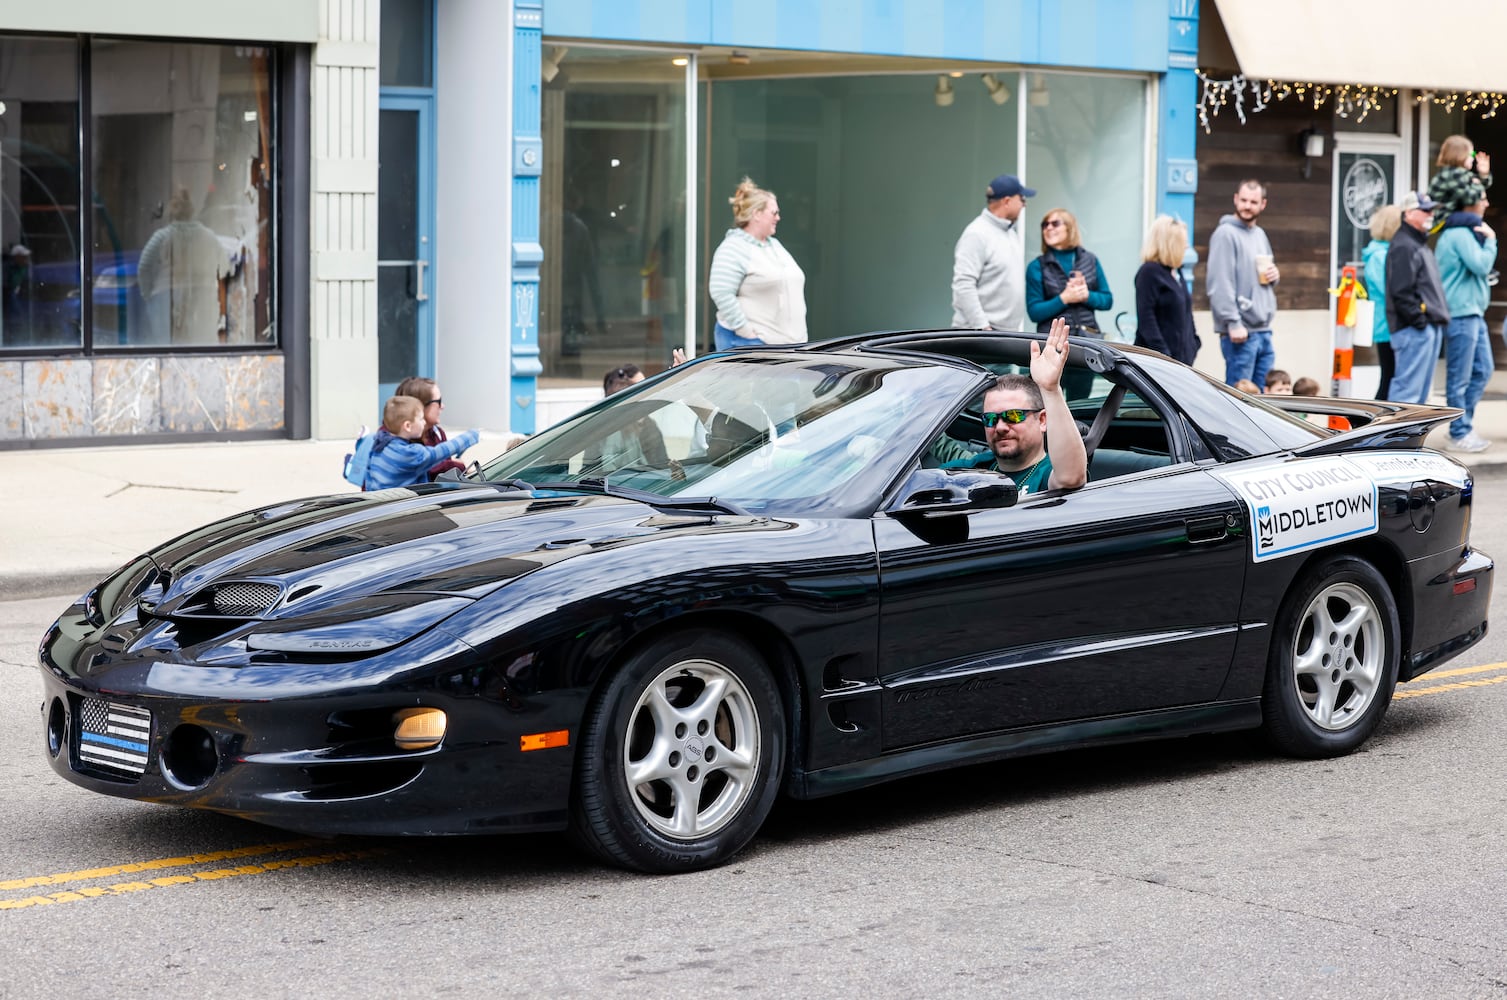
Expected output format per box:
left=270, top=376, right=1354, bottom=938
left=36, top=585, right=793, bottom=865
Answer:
left=944, top=317, right=1087, bottom=495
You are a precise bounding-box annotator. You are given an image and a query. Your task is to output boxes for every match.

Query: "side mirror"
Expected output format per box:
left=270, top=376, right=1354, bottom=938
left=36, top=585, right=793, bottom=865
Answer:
left=890, top=467, right=1018, bottom=518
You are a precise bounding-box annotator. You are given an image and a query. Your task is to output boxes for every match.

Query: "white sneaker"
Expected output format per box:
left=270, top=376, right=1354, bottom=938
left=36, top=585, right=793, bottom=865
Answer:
left=1446, top=434, right=1490, bottom=453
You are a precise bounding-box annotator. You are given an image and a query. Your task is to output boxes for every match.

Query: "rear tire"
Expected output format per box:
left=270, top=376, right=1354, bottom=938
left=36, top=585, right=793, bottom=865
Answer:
left=1262, top=556, right=1400, bottom=758
left=570, top=630, right=785, bottom=873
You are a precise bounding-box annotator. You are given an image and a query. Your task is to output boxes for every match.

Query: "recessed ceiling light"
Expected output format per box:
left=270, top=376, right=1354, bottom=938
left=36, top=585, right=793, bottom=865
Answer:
left=672, top=57, right=688, bottom=67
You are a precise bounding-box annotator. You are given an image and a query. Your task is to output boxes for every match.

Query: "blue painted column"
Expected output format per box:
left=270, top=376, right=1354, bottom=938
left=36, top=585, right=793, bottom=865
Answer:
left=511, top=0, right=544, bottom=433
left=1159, top=0, right=1200, bottom=226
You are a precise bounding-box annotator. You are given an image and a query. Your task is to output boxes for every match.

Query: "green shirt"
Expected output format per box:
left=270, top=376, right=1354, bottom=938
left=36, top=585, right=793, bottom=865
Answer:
left=942, top=451, right=1055, bottom=496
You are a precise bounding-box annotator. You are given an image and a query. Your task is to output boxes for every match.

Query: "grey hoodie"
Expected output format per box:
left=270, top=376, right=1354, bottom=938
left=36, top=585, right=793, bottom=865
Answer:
left=1205, top=213, right=1277, bottom=332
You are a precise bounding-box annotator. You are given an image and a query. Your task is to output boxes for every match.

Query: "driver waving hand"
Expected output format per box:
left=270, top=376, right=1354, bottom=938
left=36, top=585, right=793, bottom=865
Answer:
left=946, top=317, right=1089, bottom=495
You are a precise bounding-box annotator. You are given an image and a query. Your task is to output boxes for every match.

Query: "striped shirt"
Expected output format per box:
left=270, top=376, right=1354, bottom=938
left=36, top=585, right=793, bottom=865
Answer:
left=707, top=228, right=807, bottom=344
left=365, top=428, right=480, bottom=490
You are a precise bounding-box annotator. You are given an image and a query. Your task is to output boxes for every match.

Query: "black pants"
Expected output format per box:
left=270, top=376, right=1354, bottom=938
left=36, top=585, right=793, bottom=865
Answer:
left=1375, top=341, right=1395, bottom=401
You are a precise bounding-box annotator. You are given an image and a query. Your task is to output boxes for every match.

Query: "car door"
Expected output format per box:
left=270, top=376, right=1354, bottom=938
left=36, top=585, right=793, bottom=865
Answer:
left=874, top=463, right=1247, bottom=750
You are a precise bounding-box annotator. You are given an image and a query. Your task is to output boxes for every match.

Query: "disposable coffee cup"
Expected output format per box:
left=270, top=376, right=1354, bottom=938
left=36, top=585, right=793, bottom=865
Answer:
left=1255, top=254, right=1274, bottom=284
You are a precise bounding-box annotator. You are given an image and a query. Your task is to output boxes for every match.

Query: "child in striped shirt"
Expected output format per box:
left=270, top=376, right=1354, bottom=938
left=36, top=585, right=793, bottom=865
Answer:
left=364, top=395, right=480, bottom=490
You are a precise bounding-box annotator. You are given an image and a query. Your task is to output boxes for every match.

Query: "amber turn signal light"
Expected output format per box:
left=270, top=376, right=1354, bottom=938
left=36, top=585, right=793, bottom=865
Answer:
left=520, top=729, right=569, bottom=752
left=393, top=707, right=447, bottom=750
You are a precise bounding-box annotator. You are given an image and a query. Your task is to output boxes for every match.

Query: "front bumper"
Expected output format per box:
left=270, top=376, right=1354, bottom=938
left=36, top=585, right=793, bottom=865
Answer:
left=36, top=606, right=584, bottom=836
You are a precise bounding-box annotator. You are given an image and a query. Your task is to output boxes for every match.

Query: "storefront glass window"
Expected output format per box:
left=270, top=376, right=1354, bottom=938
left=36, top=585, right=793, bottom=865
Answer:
left=539, top=47, right=687, bottom=386
left=1024, top=71, right=1148, bottom=333
left=91, top=40, right=275, bottom=348
left=0, top=38, right=82, bottom=351
left=707, top=72, right=1019, bottom=348
left=380, top=0, right=433, bottom=88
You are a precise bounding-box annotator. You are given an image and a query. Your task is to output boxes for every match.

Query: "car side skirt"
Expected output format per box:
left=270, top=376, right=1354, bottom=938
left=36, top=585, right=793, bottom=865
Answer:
left=787, top=700, right=1263, bottom=799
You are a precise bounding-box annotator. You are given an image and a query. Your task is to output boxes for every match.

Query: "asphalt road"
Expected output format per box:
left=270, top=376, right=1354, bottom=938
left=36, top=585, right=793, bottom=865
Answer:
left=5, top=474, right=1507, bottom=997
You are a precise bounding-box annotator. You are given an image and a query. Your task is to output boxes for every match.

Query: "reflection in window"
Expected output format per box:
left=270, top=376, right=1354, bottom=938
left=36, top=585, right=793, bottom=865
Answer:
left=540, top=47, right=686, bottom=385
left=91, top=40, right=274, bottom=347
left=0, top=38, right=82, bottom=350
left=706, top=71, right=1019, bottom=349
left=1024, top=71, right=1147, bottom=323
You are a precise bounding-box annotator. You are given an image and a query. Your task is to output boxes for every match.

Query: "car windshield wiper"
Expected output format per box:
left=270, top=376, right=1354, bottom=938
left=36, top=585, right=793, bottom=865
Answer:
left=531, top=478, right=751, bottom=517
left=485, top=477, right=536, bottom=492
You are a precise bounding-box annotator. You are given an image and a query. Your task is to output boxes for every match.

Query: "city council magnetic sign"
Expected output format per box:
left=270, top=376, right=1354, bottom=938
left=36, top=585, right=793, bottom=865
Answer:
left=1215, top=456, right=1379, bottom=563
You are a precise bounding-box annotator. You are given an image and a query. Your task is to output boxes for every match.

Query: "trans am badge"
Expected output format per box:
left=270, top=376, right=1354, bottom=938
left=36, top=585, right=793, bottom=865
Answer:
left=1216, top=456, right=1379, bottom=563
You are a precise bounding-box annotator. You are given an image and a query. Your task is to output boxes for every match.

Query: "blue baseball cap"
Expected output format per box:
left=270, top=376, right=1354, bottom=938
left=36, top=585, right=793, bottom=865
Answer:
left=986, top=174, right=1036, bottom=201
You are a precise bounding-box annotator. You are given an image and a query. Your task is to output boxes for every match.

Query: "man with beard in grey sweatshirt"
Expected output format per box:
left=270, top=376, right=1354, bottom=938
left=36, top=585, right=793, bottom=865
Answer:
left=1206, top=179, right=1280, bottom=387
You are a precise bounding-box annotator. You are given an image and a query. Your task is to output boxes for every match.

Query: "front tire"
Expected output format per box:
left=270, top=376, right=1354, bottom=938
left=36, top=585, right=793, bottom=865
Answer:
left=570, top=630, right=785, bottom=873
left=1262, top=556, right=1400, bottom=758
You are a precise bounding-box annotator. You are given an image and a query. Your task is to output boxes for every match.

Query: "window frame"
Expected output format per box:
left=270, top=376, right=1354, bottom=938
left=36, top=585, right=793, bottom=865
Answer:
left=0, top=31, right=283, bottom=359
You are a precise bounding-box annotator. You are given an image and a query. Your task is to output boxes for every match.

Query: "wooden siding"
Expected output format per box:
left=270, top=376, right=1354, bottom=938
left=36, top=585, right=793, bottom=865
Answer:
left=1193, top=98, right=1334, bottom=314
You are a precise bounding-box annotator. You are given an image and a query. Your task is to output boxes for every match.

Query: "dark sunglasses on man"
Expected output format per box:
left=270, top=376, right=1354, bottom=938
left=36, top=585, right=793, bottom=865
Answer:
left=981, top=408, right=1041, bottom=428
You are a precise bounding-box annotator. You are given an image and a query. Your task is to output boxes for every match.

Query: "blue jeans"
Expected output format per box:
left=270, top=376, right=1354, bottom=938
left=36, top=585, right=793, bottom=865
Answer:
left=1445, top=314, right=1492, bottom=439
left=1388, top=322, right=1444, bottom=404
left=1219, top=328, right=1275, bottom=387
left=714, top=322, right=765, bottom=350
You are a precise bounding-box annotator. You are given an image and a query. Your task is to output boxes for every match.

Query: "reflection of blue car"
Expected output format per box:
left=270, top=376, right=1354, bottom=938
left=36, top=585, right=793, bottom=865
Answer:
left=11, top=252, right=144, bottom=345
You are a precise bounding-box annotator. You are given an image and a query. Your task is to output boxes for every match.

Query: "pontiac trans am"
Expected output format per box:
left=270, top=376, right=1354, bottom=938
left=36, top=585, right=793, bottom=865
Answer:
left=38, top=331, right=1492, bottom=872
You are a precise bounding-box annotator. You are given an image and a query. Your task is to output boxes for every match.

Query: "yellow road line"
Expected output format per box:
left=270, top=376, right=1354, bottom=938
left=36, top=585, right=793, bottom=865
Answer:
left=0, top=848, right=390, bottom=910
left=0, top=838, right=321, bottom=891
left=1395, top=674, right=1507, bottom=699
left=1406, top=660, right=1507, bottom=683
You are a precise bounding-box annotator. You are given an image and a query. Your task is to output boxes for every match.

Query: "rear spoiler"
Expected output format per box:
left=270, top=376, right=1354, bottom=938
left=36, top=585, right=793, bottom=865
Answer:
left=1263, top=396, right=1462, bottom=455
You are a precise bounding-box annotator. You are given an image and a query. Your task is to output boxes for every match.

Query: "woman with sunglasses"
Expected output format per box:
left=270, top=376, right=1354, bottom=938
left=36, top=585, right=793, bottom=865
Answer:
left=396, top=375, right=468, bottom=481
left=1025, top=208, right=1112, bottom=400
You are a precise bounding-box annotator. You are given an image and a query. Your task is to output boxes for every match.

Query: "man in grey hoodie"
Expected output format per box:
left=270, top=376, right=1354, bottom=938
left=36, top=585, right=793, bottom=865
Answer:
left=1206, top=180, right=1280, bottom=387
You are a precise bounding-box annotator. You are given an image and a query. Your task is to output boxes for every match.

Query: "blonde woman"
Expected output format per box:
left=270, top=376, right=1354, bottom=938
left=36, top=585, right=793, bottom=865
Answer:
left=1362, top=205, right=1402, bottom=399
left=707, top=177, right=807, bottom=350
left=1133, top=216, right=1198, bottom=365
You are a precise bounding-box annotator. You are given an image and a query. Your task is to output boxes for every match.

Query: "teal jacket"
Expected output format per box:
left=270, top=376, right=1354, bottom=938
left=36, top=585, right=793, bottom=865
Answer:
left=1361, top=238, right=1390, bottom=344
left=1435, top=224, right=1498, bottom=319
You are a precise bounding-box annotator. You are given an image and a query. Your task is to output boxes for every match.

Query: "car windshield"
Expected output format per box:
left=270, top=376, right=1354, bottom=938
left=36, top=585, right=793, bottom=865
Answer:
left=479, top=352, right=973, bottom=514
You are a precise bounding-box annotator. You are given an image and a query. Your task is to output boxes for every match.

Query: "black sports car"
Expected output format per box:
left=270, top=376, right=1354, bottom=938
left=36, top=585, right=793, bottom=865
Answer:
left=38, top=332, right=1492, bottom=872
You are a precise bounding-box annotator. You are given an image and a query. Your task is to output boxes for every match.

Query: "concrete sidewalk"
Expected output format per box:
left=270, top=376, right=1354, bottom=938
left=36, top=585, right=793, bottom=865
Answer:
left=0, top=433, right=508, bottom=600
left=5, top=380, right=1507, bottom=600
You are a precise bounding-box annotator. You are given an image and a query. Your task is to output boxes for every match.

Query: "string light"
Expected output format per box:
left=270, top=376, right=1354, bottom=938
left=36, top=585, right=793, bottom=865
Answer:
left=1195, top=71, right=1505, bottom=132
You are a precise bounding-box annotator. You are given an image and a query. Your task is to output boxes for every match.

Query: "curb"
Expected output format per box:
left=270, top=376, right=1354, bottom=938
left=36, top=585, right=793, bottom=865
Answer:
left=2, top=569, right=113, bottom=604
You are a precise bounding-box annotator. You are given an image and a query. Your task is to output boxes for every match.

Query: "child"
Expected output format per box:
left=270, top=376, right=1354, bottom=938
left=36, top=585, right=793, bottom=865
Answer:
left=396, top=375, right=466, bottom=481
left=364, top=395, right=480, bottom=490
left=1428, top=135, right=1492, bottom=226
left=1264, top=369, right=1293, bottom=395
left=1233, top=378, right=1261, bottom=394
left=1292, top=377, right=1320, bottom=397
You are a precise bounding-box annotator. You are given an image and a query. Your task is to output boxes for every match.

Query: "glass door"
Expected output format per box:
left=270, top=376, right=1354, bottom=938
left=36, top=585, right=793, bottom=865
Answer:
left=1332, top=135, right=1402, bottom=283
left=377, top=96, right=434, bottom=398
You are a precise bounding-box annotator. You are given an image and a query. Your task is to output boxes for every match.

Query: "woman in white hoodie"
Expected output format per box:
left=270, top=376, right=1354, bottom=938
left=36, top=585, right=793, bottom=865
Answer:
left=707, top=177, right=807, bottom=350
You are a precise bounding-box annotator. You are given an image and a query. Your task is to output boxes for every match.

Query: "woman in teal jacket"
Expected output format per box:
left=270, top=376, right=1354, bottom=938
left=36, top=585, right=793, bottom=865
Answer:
left=1362, top=205, right=1401, bottom=400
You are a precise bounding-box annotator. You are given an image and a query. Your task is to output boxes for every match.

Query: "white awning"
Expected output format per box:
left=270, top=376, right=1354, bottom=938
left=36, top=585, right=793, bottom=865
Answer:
left=0, top=0, right=319, bottom=43
left=1212, top=0, right=1507, bottom=93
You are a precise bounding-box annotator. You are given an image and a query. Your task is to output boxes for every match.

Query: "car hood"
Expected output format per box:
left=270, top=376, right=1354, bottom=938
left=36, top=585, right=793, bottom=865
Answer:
left=138, top=483, right=759, bottom=620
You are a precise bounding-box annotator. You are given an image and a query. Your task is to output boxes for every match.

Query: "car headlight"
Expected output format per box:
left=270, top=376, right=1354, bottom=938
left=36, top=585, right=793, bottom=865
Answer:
left=246, top=597, right=471, bottom=654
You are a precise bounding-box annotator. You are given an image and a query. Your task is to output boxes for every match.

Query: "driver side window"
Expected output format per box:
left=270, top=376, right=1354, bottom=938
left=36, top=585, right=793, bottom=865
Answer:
left=924, top=368, right=1179, bottom=484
